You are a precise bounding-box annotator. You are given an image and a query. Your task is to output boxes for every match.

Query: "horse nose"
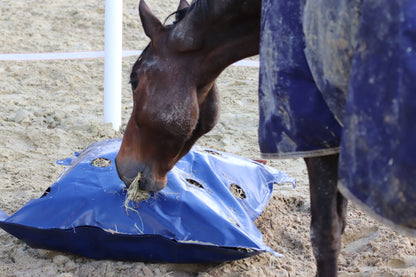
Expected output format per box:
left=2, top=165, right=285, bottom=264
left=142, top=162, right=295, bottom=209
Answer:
left=134, top=174, right=167, bottom=192
left=115, top=157, right=167, bottom=192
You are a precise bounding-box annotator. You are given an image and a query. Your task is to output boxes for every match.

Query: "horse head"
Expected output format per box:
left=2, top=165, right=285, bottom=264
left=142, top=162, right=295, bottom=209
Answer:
left=116, top=0, right=260, bottom=192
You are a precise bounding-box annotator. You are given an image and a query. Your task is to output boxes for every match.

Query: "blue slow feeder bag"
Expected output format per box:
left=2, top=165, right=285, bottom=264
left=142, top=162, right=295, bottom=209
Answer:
left=0, top=139, right=294, bottom=262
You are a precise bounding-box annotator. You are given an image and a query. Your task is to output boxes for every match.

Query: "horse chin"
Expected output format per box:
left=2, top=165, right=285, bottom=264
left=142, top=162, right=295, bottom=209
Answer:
left=138, top=174, right=167, bottom=192
left=120, top=171, right=167, bottom=192
left=115, top=157, right=168, bottom=192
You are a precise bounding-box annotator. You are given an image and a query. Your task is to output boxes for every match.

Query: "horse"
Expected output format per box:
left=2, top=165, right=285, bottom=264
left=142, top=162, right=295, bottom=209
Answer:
left=116, top=0, right=416, bottom=276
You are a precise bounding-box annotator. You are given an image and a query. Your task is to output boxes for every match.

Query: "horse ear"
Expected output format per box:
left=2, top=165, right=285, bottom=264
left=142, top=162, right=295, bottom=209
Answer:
left=139, top=0, right=163, bottom=39
left=177, top=0, right=190, bottom=11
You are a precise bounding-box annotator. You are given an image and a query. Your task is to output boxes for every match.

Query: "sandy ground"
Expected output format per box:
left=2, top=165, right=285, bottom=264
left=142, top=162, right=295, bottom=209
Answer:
left=0, top=1, right=415, bottom=276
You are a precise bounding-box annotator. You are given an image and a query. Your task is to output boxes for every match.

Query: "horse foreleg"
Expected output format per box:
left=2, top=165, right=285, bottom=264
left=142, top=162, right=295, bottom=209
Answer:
left=304, top=154, right=348, bottom=277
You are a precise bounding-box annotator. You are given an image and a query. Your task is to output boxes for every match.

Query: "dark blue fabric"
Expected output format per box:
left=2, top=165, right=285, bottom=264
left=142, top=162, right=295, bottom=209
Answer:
left=338, top=0, right=416, bottom=233
left=303, top=0, right=362, bottom=123
left=259, top=0, right=416, bottom=234
left=0, top=139, right=294, bottom=262
left=258, top=0, right=342, bottom=158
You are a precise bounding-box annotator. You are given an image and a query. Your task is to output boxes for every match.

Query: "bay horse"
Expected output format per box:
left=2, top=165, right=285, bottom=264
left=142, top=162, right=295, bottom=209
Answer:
left=116, top=0, right=416, bottom=276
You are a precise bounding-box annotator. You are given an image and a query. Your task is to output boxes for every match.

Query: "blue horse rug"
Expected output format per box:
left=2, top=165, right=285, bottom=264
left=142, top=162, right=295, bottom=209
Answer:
left=0, top=139, right=294, bottom=262
left=259, top=0, right=416, bottom=235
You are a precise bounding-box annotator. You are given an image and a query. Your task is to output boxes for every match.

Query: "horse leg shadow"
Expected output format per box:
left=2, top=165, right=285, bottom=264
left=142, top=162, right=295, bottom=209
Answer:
left=305, top=154, right=348, bottom=277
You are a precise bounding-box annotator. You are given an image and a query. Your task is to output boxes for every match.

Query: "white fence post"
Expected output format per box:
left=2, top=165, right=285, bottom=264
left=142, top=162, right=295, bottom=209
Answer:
left=104, top=0, right=123, bottom=130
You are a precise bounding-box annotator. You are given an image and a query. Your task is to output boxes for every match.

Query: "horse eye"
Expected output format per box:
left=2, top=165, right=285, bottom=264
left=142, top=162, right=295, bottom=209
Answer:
left=130, top=80, right=139, bottom=92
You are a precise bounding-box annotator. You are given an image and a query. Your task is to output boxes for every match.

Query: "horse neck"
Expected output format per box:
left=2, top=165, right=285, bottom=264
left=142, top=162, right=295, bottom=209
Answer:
left=204, top=0, right=261, bottom=73
left=183, top=0, right=261, bottom=82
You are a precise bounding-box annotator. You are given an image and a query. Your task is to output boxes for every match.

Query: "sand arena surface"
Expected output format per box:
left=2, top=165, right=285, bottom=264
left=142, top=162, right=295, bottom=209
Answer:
left=0, top=1, right=415, bottom=276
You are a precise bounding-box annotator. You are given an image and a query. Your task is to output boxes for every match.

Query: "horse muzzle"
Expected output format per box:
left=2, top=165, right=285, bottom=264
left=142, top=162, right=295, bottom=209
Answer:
left=115, top=157, right=167, bottom=192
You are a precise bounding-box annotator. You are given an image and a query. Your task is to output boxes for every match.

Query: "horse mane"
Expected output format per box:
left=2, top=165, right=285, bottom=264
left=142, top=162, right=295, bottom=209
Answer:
left=164, top=0, right=209, bottom=26
left=187, top=0, right=209, bottom=20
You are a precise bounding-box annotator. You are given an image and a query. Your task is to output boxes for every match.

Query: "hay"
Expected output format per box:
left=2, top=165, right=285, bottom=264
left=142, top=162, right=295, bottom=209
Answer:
left=230, top=183, right=246, bottom=199
left=91, top=157, right=112, bottom=167
left=123, top=172, right=151, bottom=210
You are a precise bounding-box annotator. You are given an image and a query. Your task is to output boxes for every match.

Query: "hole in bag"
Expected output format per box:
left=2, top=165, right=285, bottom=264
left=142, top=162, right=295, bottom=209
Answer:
left=91, top=157, right=112, bottom=167
left=230, top=184, right=246, bottom=199
left=41, top=187, right=51, bottom=198
left=186, top=179, right=204, bottom=189
left=203, top=149, right=222, bottom=156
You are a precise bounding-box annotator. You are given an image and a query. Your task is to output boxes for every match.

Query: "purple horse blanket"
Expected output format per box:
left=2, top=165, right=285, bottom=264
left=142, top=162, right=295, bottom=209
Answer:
left=259, top=0, right=416, bottom=235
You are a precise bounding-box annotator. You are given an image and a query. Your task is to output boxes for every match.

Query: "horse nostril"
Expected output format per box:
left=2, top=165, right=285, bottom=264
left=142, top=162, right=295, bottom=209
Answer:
left=127, top=171, right=150, bottom=191
left=128, top=171, right=143, bottom=188
left=138, top=177, right=148, bottom=191
left=124, top=171, right=151, bottom=204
